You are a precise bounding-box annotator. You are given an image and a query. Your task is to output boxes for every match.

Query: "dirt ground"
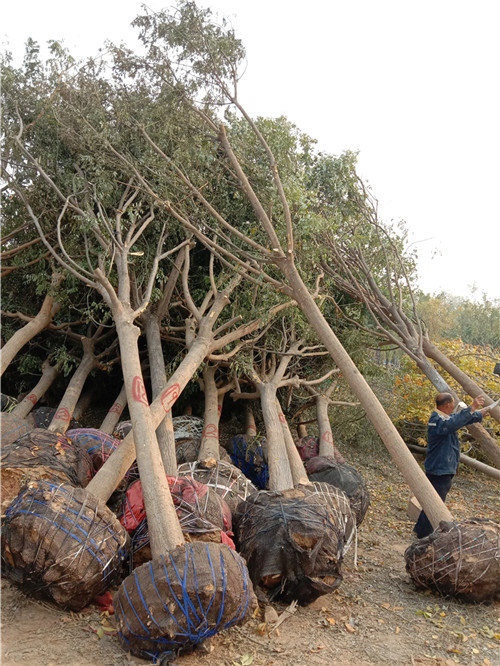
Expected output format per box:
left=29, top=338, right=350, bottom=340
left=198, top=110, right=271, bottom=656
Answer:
left=1, top=446, right=499, bottom=666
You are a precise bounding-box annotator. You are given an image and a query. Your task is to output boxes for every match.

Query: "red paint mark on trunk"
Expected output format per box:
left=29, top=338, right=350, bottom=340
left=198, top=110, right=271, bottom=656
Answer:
left=26, top=394, right=38, bottom=406
left=278, top=412, right=286, bottom=423
left=54, top=407, right=71, bottom=422
left=161, top=384, right=180, bottom=412
left=202, top=424, right=219, bottom=439
left=322, top=431, right=333, bottom=443
left=132, top=377, right=149, bottom=406
left=109, top=402, right=124, bottom=415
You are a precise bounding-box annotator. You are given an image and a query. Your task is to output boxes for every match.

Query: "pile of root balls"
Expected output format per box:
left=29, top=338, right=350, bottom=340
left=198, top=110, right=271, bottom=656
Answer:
left=2, top=409, right=499, bottom=664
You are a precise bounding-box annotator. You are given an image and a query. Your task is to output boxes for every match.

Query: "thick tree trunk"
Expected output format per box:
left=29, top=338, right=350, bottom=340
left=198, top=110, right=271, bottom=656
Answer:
left=423, top=337, right=500, bottom=424
left=143, top=312, right=177, bottom=476
left=1, top=273, right=62, bottom=376
left=198, top=365, right=221, bottom=461
left=281, top=260, right=453, bottom=528
left=278, top=408, right=309, bottom=485
left=414, top=356, right=500, bottom=469
left=316, top=395, right=336, bottom=458
left=48, top=340, right=99, bottom=433
left=86, top=298, right=230, bottom=502
left=11, top=360, right=59, bottom=418
left=99, top=384, right=127, bottom=434
left=258, top=384, right=294, bottom=491
left=114, top=316, right=184, bottom=557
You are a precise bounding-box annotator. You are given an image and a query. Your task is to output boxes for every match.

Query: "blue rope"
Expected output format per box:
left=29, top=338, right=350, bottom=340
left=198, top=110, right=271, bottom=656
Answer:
left=115, top=544, right=253, bottom=661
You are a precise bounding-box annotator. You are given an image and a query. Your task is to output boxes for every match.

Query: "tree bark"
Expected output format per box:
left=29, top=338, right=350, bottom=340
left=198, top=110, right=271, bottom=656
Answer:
left=258, top=383, right=294, bottom=491
left=11, top=360, right=60, bottom=418
left=281, top=260, right=454, bottom=528
left=198, top=365, right=221, bottom=461
left=48, top=338, right=100, bottom=433
left=86, top=292, right=231, bottom=502
left=316, top=394, right=336, bottom=458
left=143, top=311, right=177, bottom=476
left=113, top=314, right=184, bottom=557
left=279, top=408, right=309, bottom=485
left=423, top=337, right=500, bottom=424
left=99, top=383, right=127, bottom=434
left=1, top=273, right=62, bottom=376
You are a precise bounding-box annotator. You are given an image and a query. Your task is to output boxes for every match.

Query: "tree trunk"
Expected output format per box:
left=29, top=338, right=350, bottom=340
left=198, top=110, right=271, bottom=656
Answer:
left=316, top=394, right=336, bottom=458
left=1, top=273, right=62, bottom=376
left=423, top=337, right=500, bottom=424
left=198, top=365, right=221, bottom=461
left=11, top=360, right=60, bottom=419
left=414, top=356, right=500, bottom=469
left=86, top=297, right=230, bottom=502
left=281, top=260, right=453, bottom=528
left=143, top=312, right=177, bottom=476
left=245, top=404, right=258, bottom=439
left=48, top=340, right=99, bottom=433
left=296, top=422, right=308, bottom=439
left=113, top=315, right=184, bottom=557
left=99, top=383, right=127, bottom=434
left=278, top=408, right=309, bottom=485
left=258, top=384, right=294, bottom=491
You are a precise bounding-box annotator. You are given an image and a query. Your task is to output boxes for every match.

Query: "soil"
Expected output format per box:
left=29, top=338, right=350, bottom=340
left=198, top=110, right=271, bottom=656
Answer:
left=1, top=446, right=499, bottom=666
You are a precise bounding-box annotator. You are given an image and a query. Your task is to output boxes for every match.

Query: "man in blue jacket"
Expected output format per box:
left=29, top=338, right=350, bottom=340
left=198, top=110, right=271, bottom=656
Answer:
left=413, top=392, right=488, bottom=538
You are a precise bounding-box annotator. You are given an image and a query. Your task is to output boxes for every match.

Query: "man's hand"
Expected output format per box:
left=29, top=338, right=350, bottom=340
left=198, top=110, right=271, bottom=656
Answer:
left=470, top=395, right=485, bottom=411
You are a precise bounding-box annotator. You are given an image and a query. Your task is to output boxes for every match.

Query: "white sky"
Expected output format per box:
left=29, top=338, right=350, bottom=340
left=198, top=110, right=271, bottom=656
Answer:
left=2, top=0, right=499, bottom=301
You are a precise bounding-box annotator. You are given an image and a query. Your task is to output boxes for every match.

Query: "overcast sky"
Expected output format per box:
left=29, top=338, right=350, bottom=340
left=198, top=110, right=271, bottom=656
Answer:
left=2, top=0, right=499, bottom=301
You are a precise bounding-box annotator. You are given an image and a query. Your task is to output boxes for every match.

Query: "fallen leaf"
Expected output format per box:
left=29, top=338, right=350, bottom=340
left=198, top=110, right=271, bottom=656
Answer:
left=381, top=603, right=391, bottom=609
left=326, top=617, right=336, bottom=625
left=395, top=627, right=400, bottom=634
left=345, top=623, right=356, bottom=633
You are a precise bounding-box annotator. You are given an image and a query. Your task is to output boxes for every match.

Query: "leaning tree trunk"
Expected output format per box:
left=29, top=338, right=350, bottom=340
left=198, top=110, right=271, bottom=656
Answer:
left=73, top=387, right=95, bottom=422
left=1, top=272, right=62, bottom=376
left=143, top=311, right=177, bottom=476
left=422, top=337, right=500, bottom=424
left=407, top=443, right=500, bottom=481
left=245, top=404, right=258, bottom=439
left=11, top=360, right=60, bottom=419
left=48, top=338, right=101, bottom=434
left=413, top=355, right=500, bottom=469
left=86, top=294, right=232, bottom=503
left=99, top=383, right=127, bottom=435
left=281, top=260, right=453, bottom=528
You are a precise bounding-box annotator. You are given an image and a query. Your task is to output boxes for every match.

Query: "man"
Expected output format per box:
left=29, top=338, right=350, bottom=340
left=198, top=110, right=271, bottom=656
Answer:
left=413, top=392, right=489, bottom=539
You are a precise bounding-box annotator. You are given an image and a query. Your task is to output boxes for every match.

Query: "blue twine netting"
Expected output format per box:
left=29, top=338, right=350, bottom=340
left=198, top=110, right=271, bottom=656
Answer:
left=114, top=543, right=253, bottom=663
left=4, top=481, right=128, bottom=585
left=67, top=427, right=139, bottom=479
left=229, top=435, right=269, bottom=489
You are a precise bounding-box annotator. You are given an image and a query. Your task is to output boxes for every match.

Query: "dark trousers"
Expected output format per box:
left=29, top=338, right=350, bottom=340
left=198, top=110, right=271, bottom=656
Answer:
left=413, top=473, right=454, bottom=539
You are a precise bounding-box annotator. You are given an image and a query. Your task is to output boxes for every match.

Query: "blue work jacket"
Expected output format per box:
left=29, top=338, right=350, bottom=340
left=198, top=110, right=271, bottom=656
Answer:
left=425, top=407, right=483, bottom=475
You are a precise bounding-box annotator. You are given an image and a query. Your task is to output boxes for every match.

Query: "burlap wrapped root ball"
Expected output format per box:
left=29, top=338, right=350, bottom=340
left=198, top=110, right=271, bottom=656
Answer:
left=305, top=455, right=370, bottom=526
left=113, top=541, right=258, bottom=662
left=404, top=518, right=500, bottom=602
left=177, top=460, right=258, bottom=514
left=119, top=475, right=234, bottom=568
left=233, top=487, right=349, bottom=605
left=1, top=429, right=94, bottom=511
left=1, top=481, right=129, bottom=610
